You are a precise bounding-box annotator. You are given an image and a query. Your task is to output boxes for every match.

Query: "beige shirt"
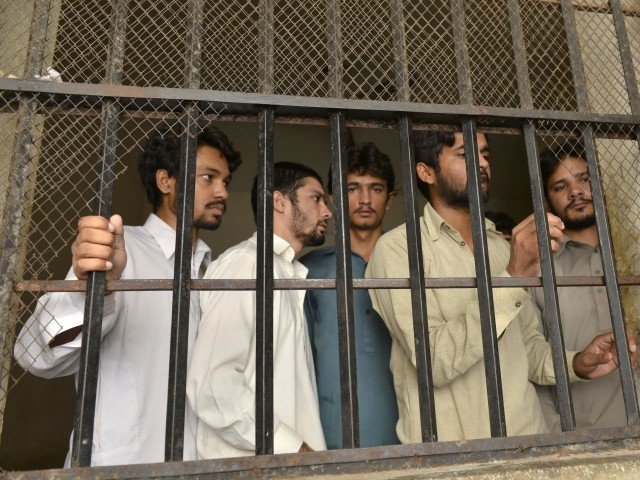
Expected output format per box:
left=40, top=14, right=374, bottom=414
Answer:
left=187, top=233, right=326, bottom=459
left=532, top=237, right=627, bottom=431
left=366, top=203, right=581, bottom=443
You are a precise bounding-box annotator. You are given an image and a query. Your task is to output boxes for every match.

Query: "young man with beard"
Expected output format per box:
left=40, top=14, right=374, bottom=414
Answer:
left=300, top=143, right=399, bottom=449
left=533, top=139, right=629, bottom=431
left=187, top=162, right=331, bottom=458
left=366, top=130, right=637, bottom=443
left=14, top=125, right=242, bottom=466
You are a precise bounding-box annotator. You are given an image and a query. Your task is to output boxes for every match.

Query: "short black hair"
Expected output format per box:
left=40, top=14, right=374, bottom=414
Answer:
left=485, top=211, right=517, bottom=236
left=251, top=162, right=324, bottom=221
left=137, top=124, right=242, bottom=211
left=539, top=138, right=585, bottom=196
left=327, top=142, right=395, bottom=195
left=411, top=130, right=456, bottom=199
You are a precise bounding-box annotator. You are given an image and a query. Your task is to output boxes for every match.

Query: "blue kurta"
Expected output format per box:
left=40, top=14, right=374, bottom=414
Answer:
left=300, top=246, right=399, bottom=449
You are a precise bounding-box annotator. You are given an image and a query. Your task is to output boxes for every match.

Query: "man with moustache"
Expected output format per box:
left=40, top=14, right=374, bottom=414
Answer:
left=300, top=143, right=399, bottom=449
left=366, top=130, right=637, bottom=443
left=187, top=162, right=331, bottom=458
left=533, top=139, right=628, bottom=431
left=14, top=124, right=241, bottom=466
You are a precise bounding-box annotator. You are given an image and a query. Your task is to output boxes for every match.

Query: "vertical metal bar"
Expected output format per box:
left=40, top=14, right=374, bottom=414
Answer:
left=390, top=0, right=410, bottom=103
left=330, top=111, right=359, bottom=449
left=259, top=0, right=275, bottom=94
left=609, top=0, right=640, bottom=115
left=71, top=0, right=129, bottom=467
left=398, top=115, right=437, bottom=442
left=449, top=0, right=473, bottom=104
left=523, top=122, right=575, bottom=431
left=559, top=0, right=590, bottom=112
left=461, top=118, right=506, bottom=438
left=507, top=0, right=534, bottom=109
left=582, top=127, right=640, bottom=425
left=326, top=0, right=344, bottom=99
left=255, top=108, right=275, bottom=455
left=164, top=0, right=204, bottom=462
left=561, top=0, right=639, bottom=426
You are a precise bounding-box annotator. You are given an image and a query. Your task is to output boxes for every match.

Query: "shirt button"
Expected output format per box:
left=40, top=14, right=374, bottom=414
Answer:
left=595, top=269, right=601, bottom=274
left=365, top=309, right=371, bottom=315
left=515, top=301, right=522, bottom=308
left=460, top=241, right=466, bottom=247
left=597, top=288, right=604, bottom=294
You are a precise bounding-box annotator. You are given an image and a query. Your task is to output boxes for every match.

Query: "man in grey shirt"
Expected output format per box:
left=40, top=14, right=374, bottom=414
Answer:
left=534, top=138, right=627, bottom=431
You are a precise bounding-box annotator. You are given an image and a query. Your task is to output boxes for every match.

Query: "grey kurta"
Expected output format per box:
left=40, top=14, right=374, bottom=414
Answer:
left=532, top=237, right=627, bottom=431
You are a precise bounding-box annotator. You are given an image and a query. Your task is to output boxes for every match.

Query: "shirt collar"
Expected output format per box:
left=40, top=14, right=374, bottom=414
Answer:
left=557, top=233, right=598, bottom=256
left=422, top=202, right=498, bottom=241
left=143, top=213, right=211, bottom=261
left=251, top=232, right=308, bottom=278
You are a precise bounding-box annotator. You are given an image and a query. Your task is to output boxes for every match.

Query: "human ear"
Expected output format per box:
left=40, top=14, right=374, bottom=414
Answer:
left=273, top=191, right=286, bottom=214
left=416, top=162, right=436, bottom=186
left=156, top=169, right=175, bottom=194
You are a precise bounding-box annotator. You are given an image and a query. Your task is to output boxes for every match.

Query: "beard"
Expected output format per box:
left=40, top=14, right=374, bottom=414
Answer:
left=193, top=201, right=226, bottom=231
left=549, top=200, right=596, bottom=230
left=437, top=171, right=491, bottom=208
left=292, top=204, right=327, bottom=247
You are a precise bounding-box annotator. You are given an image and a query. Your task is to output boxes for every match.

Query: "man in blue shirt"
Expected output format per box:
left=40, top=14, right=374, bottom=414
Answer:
left=300, top=142, right=399, bottom=449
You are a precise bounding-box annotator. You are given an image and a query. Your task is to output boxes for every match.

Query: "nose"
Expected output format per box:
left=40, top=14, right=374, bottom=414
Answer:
left=478, top=152, right=490, bottom=170
left=214, top=180, right=229, bottom=201
left=359, top=189, right=372, bottom=205
left=568, top=181, right=583, bottom=199
left=322, top=201, right=333, bottom=219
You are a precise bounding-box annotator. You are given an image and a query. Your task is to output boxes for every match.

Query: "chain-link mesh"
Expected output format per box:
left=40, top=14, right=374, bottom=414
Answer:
left=535, top=120, right=640, bottom=331
left=1, top=1, right=637, bottom=112
left=3, top=0, right=640, bottom=474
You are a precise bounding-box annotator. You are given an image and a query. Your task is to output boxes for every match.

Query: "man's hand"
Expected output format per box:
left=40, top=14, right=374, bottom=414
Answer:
left=572, top=331, right=638, bottom=379
left=298, top=441, right=314, bottom=453
left=506, top=213, right=565, bottom=277
left=71, top=214, right=126, bottom=281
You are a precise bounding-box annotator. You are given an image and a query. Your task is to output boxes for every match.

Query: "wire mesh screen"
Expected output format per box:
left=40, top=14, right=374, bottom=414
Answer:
left=2, top=0, right=640, bottom=475
left=0, top=0, right=637, bottom=113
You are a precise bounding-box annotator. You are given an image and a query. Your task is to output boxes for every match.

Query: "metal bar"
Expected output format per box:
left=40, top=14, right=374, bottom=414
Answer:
left=449, top=0, right=473, bottom=104
left=560, top=0, right=590, bottom=112
left=326, top=0, right=343, bottom=98
left=609, top=0, right=640, bottom=115
left=12, top=425, right=640, bottom=480
left=389, top=0, right=410, bottom=102
left=259, top=0, right=275, bottom=94
left=164, top=0, right=204, bottom=461
left=255, top=108, right=275, bottom=455
left=523, top=122, right=575, bottom=431
left=329, top=111, right=359, bottom=448
left=507, top=0, right=534, bottom=109
left=14, top=274, right=640, bottom=294
left=582, top=126, right=640, bottom=425
left=70, top=0, right=129, bottom=466
left=4, top=78, right=640, bottom=125
left=398, top=115, right=437, bottom=442
left=460, top=118, right=506, bottom=437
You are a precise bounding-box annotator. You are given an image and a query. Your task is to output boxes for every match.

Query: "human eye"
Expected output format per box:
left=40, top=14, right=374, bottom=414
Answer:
left=200, top=174, right=213, bottom=181
left=347, top=186, right=358, bottom=193
left=372, top=186, right=384, bottom=194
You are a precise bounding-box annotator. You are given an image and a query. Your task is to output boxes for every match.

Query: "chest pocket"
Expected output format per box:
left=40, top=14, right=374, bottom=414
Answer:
left=93, top=360, right=140, bottom=455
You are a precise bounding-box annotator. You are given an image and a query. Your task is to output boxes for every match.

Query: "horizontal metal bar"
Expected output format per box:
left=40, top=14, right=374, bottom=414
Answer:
left=10, top=426, right=640, bottom=480
left=14, top=275, right=640, bottom=293
left=1, top=78, right=640, bottom=125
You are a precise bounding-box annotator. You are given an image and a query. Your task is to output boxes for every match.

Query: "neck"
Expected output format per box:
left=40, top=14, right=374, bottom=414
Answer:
left=429, top=196, right=474, bottom=250
left=350, top=226, right=382, bottom=261
left=273, top=220, right=303, bottom=256
left=564, top=223, right=598, bottom=247
left=154, top=206, right=200, bottom=250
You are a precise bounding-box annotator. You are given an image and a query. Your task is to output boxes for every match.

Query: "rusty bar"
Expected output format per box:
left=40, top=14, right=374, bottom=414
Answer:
left=507, top=0, right=534, bottom=108
left=13, top=274, right=640, bottom=293
left=560, top=0, right=590, bottom=112
left=609, top=0, right=640, bottom=115
left=259, top=0, right=274, bottom=93
left=389, top=0, right=410, bottom=102
left=326, top=0, right=343, bottom=98
left=523, top=122, right=575, bottom=431
left=449, top=0, right=473, bottom=104
left=399, top=115, right=437, bottom=441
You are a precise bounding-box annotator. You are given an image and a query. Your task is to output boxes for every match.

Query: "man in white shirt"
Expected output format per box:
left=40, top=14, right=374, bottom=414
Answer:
left=187, top=162, right=332, bottom=458
left=14, top=125, right=241, bottom=466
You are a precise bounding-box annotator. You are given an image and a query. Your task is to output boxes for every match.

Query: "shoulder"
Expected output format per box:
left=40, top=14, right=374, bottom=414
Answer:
left=205, top=237, right=257, bottom=279
left=374, top=223, right=408, bottom=254
left=299, top=246, right=334, bottom=266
